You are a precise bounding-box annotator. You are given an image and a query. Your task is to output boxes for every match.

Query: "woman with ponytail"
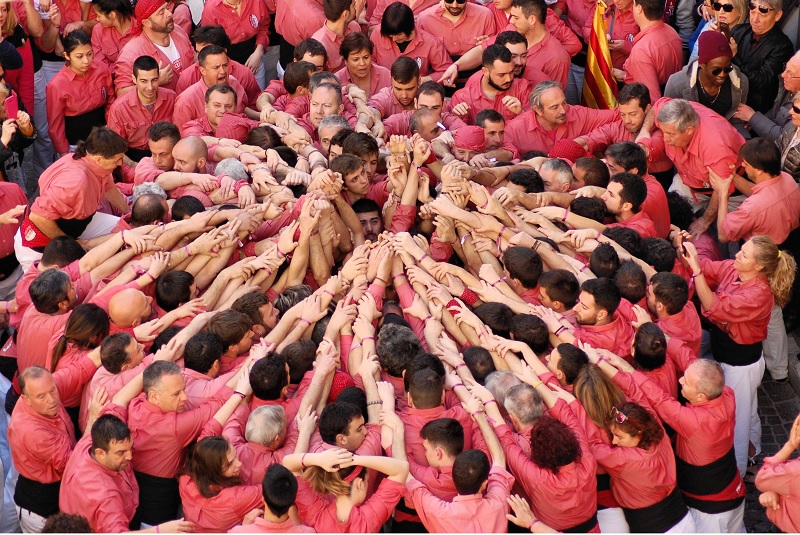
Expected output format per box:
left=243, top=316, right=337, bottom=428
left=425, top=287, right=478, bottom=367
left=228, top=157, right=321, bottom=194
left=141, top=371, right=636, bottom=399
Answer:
left=680, top=235, right=796, bottom=477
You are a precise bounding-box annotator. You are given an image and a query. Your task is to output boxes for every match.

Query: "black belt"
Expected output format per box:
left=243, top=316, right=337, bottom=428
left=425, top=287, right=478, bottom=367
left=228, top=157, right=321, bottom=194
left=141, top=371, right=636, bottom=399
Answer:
left=15, top=474, right=60, bottom=518
left=55, top=214, right=94, bottom=241
left=676, top=448, right=744, bottom=514
left=133, top=470, right=181, bottom=525
left=709, top=323, right=763, bottom=366
left=64, top=106, right=106, bottom=145
left=563, top=512, right=598, bottom=533
left=622, top=486, right=688, bottom=533
left=228, top=34, right=258, bottom=66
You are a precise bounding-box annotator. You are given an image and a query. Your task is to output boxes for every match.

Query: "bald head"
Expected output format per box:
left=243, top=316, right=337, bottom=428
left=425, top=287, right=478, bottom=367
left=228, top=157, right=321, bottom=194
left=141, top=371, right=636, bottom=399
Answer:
left=172, top=136, right=208, bottom=173
left=109, top=289, right=153, bottom=327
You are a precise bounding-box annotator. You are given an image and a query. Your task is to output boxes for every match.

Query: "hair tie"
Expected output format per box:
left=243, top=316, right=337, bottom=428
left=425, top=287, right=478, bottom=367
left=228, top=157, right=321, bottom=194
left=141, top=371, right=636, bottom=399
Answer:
left=778, top=250, right=782, bottom=259
left=342, top=465, right=364, bottom=483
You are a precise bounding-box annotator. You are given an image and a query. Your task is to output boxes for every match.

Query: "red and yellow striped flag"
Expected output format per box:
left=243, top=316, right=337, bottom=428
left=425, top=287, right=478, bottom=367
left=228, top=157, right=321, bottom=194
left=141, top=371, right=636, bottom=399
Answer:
left=582, top=0, right=618, bottom=110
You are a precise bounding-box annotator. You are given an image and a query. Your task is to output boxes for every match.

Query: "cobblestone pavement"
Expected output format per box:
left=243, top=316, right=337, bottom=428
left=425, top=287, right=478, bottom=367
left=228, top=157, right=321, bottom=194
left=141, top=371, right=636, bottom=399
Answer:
left=744, top=333, right=800, bottom=532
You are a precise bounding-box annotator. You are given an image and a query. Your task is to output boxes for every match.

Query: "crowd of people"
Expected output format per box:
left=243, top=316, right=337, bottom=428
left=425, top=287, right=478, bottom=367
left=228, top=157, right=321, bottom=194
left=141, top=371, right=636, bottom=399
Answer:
left=0, top=0, right=798, bottom=530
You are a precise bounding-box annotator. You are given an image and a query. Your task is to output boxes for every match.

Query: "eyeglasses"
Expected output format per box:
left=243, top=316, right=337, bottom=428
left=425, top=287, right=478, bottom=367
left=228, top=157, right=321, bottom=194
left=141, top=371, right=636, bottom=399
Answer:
left=749, top=2, right=775, bottom=13
left=713, top=2, right=735, bottom=11
left=792, top=104, right=800, bottom=114
left=709, top=65, right=734, bottom=75
left=444, top=0, right=467, bottom=4
left=610, top=407, right=628, bottom=424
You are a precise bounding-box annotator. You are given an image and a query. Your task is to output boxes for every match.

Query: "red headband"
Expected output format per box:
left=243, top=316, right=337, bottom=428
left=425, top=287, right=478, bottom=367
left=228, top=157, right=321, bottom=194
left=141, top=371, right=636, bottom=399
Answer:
left=342, top=465, right=363, bottom=483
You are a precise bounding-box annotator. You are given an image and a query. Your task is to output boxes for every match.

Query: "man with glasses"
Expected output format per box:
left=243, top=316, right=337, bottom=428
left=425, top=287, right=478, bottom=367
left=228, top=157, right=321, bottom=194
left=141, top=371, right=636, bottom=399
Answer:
left=734, top=50, right=800, bottom=140
left=729, top=0, right=793, bottom=113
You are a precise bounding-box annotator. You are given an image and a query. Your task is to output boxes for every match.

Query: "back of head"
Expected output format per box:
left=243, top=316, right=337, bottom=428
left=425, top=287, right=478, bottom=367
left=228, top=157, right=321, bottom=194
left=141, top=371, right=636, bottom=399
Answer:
left=538, top=269, right=580, bottom=309
left=644, top=237, right=677, bottom=273
left=380, top=2, right=415, bottom=37
left=573, top=364, right=626, bottom=428
left=246, top=405, right=286, bottom=445
left=155, top=270, right=194, bottom=311
left=484, top=371, right=521, bottom=405
left=633, top=322, right=667, bottom=371
left=30, top=269, right=70, bottom=314
left=75, top=126, right=127, bottom=160
left=739, top=138, right=782, bottom=176
left=605, top=141, right=648, bottom=176
left=504, top=383, right=543, bottom=426
left=690, top=359, right=726, bottom=400
left=274, top=285, right=313, bottom=316
left=575, top=157, right=610, bottom=187
left=556, top=343, right=589, bottom=384
left=462, top=346, right=495, bottom=384
left=613, top=261, right=647, bottom=304
left=131, top=193, right=168, bottom=227
left=262, top=465, right=298, bottom=517
left=184, top=332, right=225, bottom=374
left=656, top=98, right=699, bottom=132
left=666, top=191, right=694, bottom=231
left=420, top=418, right=465, bottom=458
left=376, top=323, right=423, bottom=377
left=473, top=302, right=514, bottom=338
left=530, top=416, right=581, bottom=473
left=172, top=196, right=206, bottom=220
left=193, top=24, right=232, bottom=49
left=610, top=172, right=647, bottom=213
left=570, top=197, right=606, bottom=223
left=510, top=314, right=549, bottom=355
left=100, top=332, right=134, bottom=374
left=502, top=246, right=543, bottom=289
left=319, top=401, right=362, bottom=444
left=453, top=449, right=490, bottom=495
left=143, top=360, right=182, bottom=395
left=215, top=158, right=249, bottom=181
left=650, top=272, right=688, bottom=314
left=635, top=0, right=667, bottom=21
left=508, top=168, right=544, bottom=193
left=603, top=227, right=647, bottom=260
left=589, top=243, right=620, bottom=278
left=249, top=353, right=288, bottom=400
left=404, top=353, right=446, bottom=393
left=42, top=514, right=93, bottom=533
left=409, top=368, right=444, bottom=409
left=283, top=339, right=317, bottom=383
left=41, top=236, right=85, bottom=268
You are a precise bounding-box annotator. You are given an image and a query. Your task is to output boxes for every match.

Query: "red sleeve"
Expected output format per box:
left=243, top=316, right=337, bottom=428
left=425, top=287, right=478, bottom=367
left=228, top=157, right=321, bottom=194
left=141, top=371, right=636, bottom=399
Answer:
left=174, top=386, right=233, bottom=445
left=45, top=77, right=69, bottom=155
left=389, top=204, right=416, bottom=233
left=394, top=279, right=429, bottom=351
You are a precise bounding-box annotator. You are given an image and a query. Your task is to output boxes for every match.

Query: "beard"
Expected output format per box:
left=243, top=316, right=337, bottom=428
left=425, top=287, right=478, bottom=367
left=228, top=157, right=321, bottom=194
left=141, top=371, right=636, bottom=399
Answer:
left=150, top=19, right=175, bottom=33
left=487, top=76, right=512, bottom=92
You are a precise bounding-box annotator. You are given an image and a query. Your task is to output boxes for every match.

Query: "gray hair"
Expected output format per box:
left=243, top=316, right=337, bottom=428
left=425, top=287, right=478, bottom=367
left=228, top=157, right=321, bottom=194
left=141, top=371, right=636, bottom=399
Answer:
left=318, top=114, right=350, bottom=133
left=541, top=158, right=574, bottom=187
left=530, top=80, right=563, bottom=109
left=504, top=383, right=544, bottom=426
left=689, top=359, right=726, bottom=400
left=142, top=361, right=182, bottom=395
left=756, top=0, right=782, bottom=11
left=214, top=158, right=249, bottom=181
left=484, top=371, right=521, bottom=406
left=656, top=99, right=700, bottom=132
left=132, top=182, right=167, bottom=202
left=245, top=405, right=286, bottom=445
left=18, top=366, right=51, bottom=395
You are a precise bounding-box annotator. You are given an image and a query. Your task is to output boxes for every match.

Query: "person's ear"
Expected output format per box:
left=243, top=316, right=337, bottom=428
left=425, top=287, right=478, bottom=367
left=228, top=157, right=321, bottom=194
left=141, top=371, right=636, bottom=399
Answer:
left=336, top=433, right=348, bottom=447
left=596, top=309, right=608, bottom=323
left=621, top=200, right=633, bottom=213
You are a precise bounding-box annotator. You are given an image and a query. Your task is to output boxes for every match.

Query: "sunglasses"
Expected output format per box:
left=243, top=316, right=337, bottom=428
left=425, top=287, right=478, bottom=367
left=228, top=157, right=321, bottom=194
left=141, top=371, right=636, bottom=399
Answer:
left=611, top=407, right=628, bottom=424
left=445, top=0, right=467, bottom=4
left=749, top=2, right=775, bottom=12
left=713, top=2, right=735, bottom=10
left=792, top=104, right=800, bottom=114
left=709, top=65, right=734, bottom=75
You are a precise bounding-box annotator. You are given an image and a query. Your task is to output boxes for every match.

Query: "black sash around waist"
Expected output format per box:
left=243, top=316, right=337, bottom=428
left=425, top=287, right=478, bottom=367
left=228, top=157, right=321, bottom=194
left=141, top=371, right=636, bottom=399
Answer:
left=64, top=105, right=106, bottom=146
left=134, top=470, right=181, bottom=525
left=126, top=146, right=152, bottom=162
left=709, top=323, right=763, bottom=366
left=622, top=486, right=688, bottom=533
left=14, top=474, right=60, bottom=518
left=563, top=512, right=599, bottom=533
left=228, top=34, right=258, bottom=66
left=56, top=214, right=94, bottom=240
left=675, top=448, right=744, bottom=514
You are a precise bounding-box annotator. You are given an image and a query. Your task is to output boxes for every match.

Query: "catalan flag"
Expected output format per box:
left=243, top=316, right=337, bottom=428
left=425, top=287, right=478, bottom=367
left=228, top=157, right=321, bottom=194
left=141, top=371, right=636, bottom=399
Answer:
left=582, top=0, right=618, bottom=110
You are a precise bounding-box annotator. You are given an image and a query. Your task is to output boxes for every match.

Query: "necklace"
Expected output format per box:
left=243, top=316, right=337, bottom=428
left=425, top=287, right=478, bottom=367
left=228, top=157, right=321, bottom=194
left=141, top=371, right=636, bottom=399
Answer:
left=698, top=79, right=720, bottom=104
left=223, top=0, right=242, bottom=9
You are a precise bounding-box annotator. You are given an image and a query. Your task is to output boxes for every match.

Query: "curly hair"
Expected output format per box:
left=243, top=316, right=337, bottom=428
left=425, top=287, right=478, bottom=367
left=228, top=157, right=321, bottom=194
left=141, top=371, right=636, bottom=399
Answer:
left=530, top=416, right=581, bottom=473
left=612, top=402, right=664, bottom=450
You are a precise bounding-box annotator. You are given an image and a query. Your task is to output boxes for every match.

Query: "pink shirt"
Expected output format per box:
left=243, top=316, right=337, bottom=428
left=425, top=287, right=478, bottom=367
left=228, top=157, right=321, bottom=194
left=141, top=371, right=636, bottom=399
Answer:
left=173, top=77, right=249, bottom=128
left=450, top=71, right=531, bottom=125
left=652, top=98, right=744, bottom=192
left=623, top=22, right=683, bottom=103
left=133, top=157, right=167, bottom=186
left=335, top=63, right=392, bottom=98
left=581, top=120, right=673, bottom=174
left=417, top=3, right=497, bottom=56
left=607, top=210, right=658, bottom=238
left=80, top=355, right=153, bottom=432
left=0, top=182, right=26, bottom=259
left=657, top=301, right=702, bottom=356
left=59, top=405, right=140, bottom=533
left=228, top=517, right=315, bottom=532
left=640, top=174, right=671, bottom=239
left=31, top=154, right=115, bottom=222
left=407, top=465, right=514, bottom=533
left=310, top=21, right=362, bottom=73
left=184, top=368, right=239, bottom=409
left=720, top=172, right=800, bottom=243
left=370, top=28, right=453, bottom=83
left=505, top=106, right=618, bottom=155
left=563, top=0, right=596, bottom=35
left=200, top=0, right=271, bottom=48
left=368, top=86, right=414, bottom=119
left=107, top=87, right=176, bottom=150
left=581, top=2, right=638, bottom=69
left=16, top=309, right=71, bottom=372
left=175, top=61, right=262, bottom=105
left=274, top=0, right=325, bottom=46
left=573, top=312, right=635, bottom=359
left=115, top=27, right=196, bottom=93
left=756, top=457, right=800, bottom=533
left=383, top=110, right=467, bottom=136
left=91, top=22, right=135, bottom=70
left=399, top=404, right=482, bottom=467
left=179, top=475, right=263, bottom=533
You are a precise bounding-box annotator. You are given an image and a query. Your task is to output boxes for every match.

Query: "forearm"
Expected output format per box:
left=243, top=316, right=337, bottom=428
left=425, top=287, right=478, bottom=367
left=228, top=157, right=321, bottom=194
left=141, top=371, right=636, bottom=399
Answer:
left=155, top=171, right=194, bottom=190
left=80, top=232, right=125, bottom=273
left=474, top=412, right=505, bottom=467
left=702, top=192, right=720, bottom=225
left=715, top=192, right=731, bottom=243
left=105, top=187, right=129, bottom=214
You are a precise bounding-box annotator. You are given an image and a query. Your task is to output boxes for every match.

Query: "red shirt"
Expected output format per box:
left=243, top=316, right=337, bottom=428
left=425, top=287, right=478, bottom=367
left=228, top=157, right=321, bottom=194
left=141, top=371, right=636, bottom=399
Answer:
left=489, top=8, right=582, bottom=57
left=0, top=182, right=26, bottom=259
left=80, top=355, right=153, bottom=432
left=370, top=28, right=453, bottom=83
left=450, top=71, right=531, bottom=125
left=175, top=61, right=262, bottom=105
left=368, top=86, right=414, bottom=119
left=622, top=22, right=683, bottom=103
left=657, top=301, right=702, bottom=356
left=524, top=31, right=571, bottom=89
left=652, top=98, right=744, bottom=192
left=406, top=465, right=514, bottom=533
left=581, top=2, right=638, bottom=69
left=200, top=0, right=270, bottom=48
left=115, top=27, right=196, bottom=93
left=16, top=309, right=71, bottom=372
left=700, top=258, right=774, bottom=345
left=107, top=87, right=176, bottom=150
left=274, top=0, right=325, bottom=46
left=335, top=63, right=392, bottom=98
left=399, top=404, right=482, bottom=467
left=572, top=312, right=635, bottom=359
left=505, top=106, right=617, bottom=155
left=12, top=260, right=93, bottom=331
left=640, top=174, right=671, bottom=238
left=183, top=368, right=239, bottom=409
left=45, top=61, right=115, bottom=154
left=31, top=154, right=115, bottom=222
left=418, top=3, right=497, bottom=56
left=91, top=23, right=135, bottom=70
left=384, top=110, right=467, bottom=136
left=127, top=386, right=233, bottom=478
left=173, top=77, right=249, bottom=128
left=179, top=475, right=263, bottom=533
left=311, top=21, right=362, bottom=73
left=756, top=457, right=800, bottom=532
left=607, top=210, right=658, bottom=238
left=720, top=171, right=800, bottom=243
left=581, top=121, right=673, bottom=175
left=229, top=517, right=315, bottom=533
left=59, top=405, right=140, bottom=533
left=563, top=0, right=596, bottom=35
left=8, top=356, right=97, bottom=483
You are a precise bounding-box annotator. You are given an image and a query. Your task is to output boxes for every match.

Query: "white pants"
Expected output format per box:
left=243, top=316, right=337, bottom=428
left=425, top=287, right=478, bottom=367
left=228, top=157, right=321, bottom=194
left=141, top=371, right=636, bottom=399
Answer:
left=763, top=304, right=789, bottom=380
left=31, top=60, right=63, bottom=180
left=13, top=211, right=120, bottom=272
left=16, top=506, right=46, bottom=533
left=598, top=507, right=630, bottom=533
left=666, top=511, right=697, bottom=533
left=720, top=357, right=765, bottom=475
left=689, top=502, right=746, bottom=533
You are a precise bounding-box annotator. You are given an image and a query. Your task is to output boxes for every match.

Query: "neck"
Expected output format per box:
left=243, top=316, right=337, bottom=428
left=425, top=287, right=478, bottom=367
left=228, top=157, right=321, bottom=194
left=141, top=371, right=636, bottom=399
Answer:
left=139, top=91, right=157, bottom=105
left=480, top=76, right=501, bottom=98
left=526, top=24, right=546, bottom=45
left=144, top=27, right=170, bottom=47
left=637, top=17, right=659, bottom=29
left=114, top=17, right=132, bottom=34
left=326, top=17, right=347, bottom=36
left=335, top=495, right=356, bottom=522
left=753, top=170, right=777, bottom=183
left=536, top=114, right=558, bottom=131
left=262, top=509, right=290, bottom=524
left=738, top=270, right=762, bottom=282
left=615, top=210, right=635, bottom=222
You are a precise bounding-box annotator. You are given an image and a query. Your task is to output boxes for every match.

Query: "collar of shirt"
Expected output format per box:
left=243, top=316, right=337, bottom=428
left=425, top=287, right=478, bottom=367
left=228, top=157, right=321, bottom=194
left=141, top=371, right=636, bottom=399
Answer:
left=632, top=20, right=663, bottom=45
left=322, top=23, right=344, bottom=44
left=184, top=368, right=212, bottom=382
left=80, top=155, right=114, bottom=181
left=62, top=63, right=97, bottom=82
left=750, top=174, right=781, bottom=194
left=402, top=404, right=447, bottom=418
left=580, top=313, right=622, bottom=333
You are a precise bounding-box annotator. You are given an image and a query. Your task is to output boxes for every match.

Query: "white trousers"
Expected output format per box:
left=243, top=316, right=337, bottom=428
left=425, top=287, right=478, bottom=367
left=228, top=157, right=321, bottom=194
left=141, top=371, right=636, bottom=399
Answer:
left=720, top=357, right=765, bottom=475
left=16, top=506, right=46, bottom=533
left=763, top=304, right=789, bottom=381
left=689, top=502, right=746, bottom=533
left=598, top=507, right=630, bottom=533
left=666, top=511, right=697, bottom=533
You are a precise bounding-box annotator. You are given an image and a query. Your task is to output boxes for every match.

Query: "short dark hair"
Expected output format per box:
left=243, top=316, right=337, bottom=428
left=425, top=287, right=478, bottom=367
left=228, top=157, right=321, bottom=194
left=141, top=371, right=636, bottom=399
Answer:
left=739, top=138, right=782, bottom=176
left=231, top=291, right=272, bottom=332
left=606, top=142, right=648, bottom=177
left=250, top=353, right=288, bottom=400
left=282, top=339, right=317, bottom=384
left=262, top=465, right=298, bottom=517
left=556, top=343, right=589, bottom=384
left=474, top=302, right=514, bottom=339
left=205, top=83, right=237, bottom=106
left=666, top=191, right=694, bottom=232
left=340, top=32, right=373, bottom=59
left=537, top=270, right=580, bottom=308
left=462, top=346, right=496, bottom=384
left=133, top=55, right=159, bottom=77
left=390, top=56, right=420, bottom=84
left=643, top=237, right=677, bottom=273
left=603, top=226, right=647, bottom=260
left=323, top=0, right=353, bottom=21
left=193, top=25, right=232, bottom=49
left=319, top=401, right=362, bottom=444
left=574, top=157, right=610, bottom=187
left=418, top=80, right=445, bottom=100
left=404, top=352, right=446, bottom=392
left=420, top=418, right=464, bottom=457
left=342, top=132, right=379, bottom=159
left=409, top=368, right=444, bottom=409
left=283, top=61, right=315, bottom=94
left=453, top=449, right=490, bottom=495
left=581, top=277, right=621, bottom=316
left=510, top=314, right=549, bottom=354
left=351, top=198, right=381, bottom=215
left=42, top=514, right=92, bottom=533
left=650, top=272, right=689, bottom=315
left=330, top=127, right=355, bottom=150
left=511, top=0, right=545, bottom=20
left=330, top=153, right=363, bottom=179
left=376, top=323, right=422, bottom=377
left=508, top=168, right=544, bottom=193
left=633, top=0, right=665, bottom=20
left=589, top=242, right=620, bottom=278
left=41, top=236, right=85, bottom=267
left=92, top=0, right=134, bottom=16
left=207, top=310, right=252, bottom=349
left=172, top=195, right=206, bottom=220
left=633, top=322, right=667, bottom=370
left=91, top=413, right=131, bottom=452
left=570, top=197, right=606, bottom=222
left=150, top=326, right=182, bottom=354
left=75, top=126, right=127, bottom=160
left=482, top=44, right=512, bottom=69
left=148, top=121, right=181, bottom=144
left=100, top=332, right=134, bottom=374
left=30, top=269, right=70, bottom=314
left=142, top=360, right=182, bottom=395
left=380, top=2, right=415, bottom=36
left=502, top=246, right=543, bottom=289
left=495, top=30, right=527, bottom=47
left=613, top=261, right=647, bottom=304
left=617, top=82, right=651, bottom=109
left=155, top=270, right=194, bottom=311
left=475, top=108, right=505, bottom=127
left=184, top=332, right=226, bottom=374
left=610, top=172, right=647, bottom=213
left=294, top=38, right=328, bottom=63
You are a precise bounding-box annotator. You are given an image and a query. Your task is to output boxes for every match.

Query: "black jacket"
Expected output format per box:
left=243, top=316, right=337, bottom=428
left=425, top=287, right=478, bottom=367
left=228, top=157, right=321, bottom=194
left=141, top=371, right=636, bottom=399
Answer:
left=731, top=22, right=795, bottom=113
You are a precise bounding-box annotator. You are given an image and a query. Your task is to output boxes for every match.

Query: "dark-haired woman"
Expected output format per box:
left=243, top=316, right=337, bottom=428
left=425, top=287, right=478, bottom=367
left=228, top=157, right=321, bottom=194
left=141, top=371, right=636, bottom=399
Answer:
left=45, top=29, right=114, bottom=156
left=90, top=0, right=135, bottom=69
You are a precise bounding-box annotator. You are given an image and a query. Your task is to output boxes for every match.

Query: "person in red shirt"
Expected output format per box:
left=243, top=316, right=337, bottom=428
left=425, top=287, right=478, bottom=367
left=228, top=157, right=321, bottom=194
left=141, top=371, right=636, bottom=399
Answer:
left=335, top=32, right=392, bottom=98
left=647, top=272, right=702, bottom=356
left=450, top=44, right=530, bottom=125
left=229, top=464, right=315, bottom=533
left=107, top=55, right=176, bottom=161
left=681, top=236, right=796, bottom=476
left=310, top=0, right=364, bottom=73
left=581, top=0, right=638, bottom=70
left=114, top=0, right=196, bottom=95
left=90, top=0, right=135, bottom=69
left=417, top=0, right=497, bottom=60
left=134, top=122, right=180, bottom=185
left=45, top=29, right=115, bottom=156
left=367, top=57, right=419, bottom=120
left=755, top=413, right=800, bottom=533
